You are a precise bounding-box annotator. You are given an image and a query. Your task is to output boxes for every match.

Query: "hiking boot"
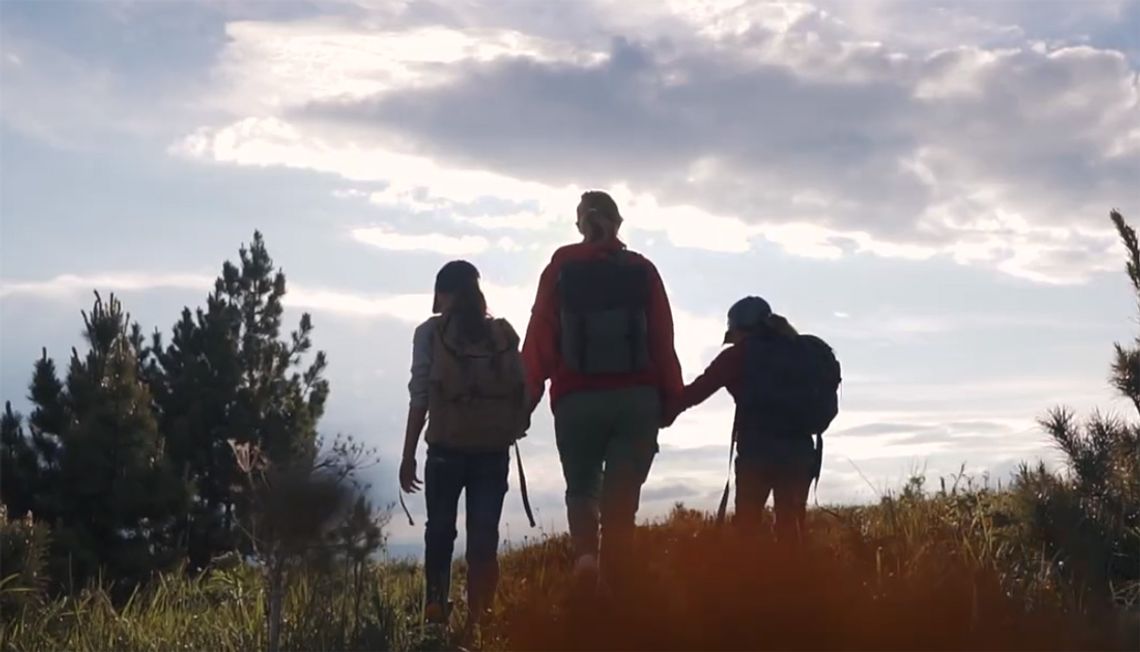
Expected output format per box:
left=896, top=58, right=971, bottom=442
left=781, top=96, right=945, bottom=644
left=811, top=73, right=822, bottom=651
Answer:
left=459, top=605, right=492, bottom=648
left=571, top=554, right=599, bottom=599
left=424, top=600, right=451, bottom=625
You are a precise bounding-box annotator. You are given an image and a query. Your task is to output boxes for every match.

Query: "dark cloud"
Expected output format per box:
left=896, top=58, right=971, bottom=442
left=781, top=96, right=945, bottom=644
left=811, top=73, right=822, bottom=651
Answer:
left=289, top=10, right=1137, bottom=278
left=299, top=36, right=929, bottom=236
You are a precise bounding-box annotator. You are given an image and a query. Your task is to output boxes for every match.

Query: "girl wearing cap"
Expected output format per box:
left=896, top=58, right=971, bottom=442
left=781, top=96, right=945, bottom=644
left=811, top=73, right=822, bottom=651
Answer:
left=400, top=261, right=528, bottom=626
left=665, top=298, right=826, bottom=544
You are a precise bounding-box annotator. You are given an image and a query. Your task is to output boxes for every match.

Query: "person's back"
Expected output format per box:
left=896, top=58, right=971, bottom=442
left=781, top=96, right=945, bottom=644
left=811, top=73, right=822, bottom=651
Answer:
left=522, top=190, right=683, bottom=597
left=400, top=261, right=528, bottom=627
left=666, top=298, right=840, bottom=543
left=736, top=328, right=840, bottom=450
left=426, top=314, right=528, bottom=452
left=528, top=240, right=674, bottom=404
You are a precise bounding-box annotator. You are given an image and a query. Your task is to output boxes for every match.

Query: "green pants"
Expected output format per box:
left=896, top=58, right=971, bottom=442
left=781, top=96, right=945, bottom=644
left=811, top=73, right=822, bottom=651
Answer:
left=554, top=386, right=660, bottom=583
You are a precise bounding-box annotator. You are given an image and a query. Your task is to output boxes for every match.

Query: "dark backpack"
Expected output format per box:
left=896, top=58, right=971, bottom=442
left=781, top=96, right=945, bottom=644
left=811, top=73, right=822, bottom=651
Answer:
left=739, top=334, right=841, bottom=438
left=716, top=333, right=841, bottom=524
left=558, top=251, right=650, bottom=375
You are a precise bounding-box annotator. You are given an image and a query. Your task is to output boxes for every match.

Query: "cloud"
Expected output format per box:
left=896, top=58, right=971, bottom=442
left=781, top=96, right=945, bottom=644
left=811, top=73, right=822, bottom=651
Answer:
left=0, top=273, right=214, bottom=298
left=194, top=4, right=1128, bottom=282
left=172, top=115, right=579, bottom=221
left=173, top=3, right=1135, bottom=282
left=671, top=307, right=726, bottom=376
left=7, top=1, right=1135, bottom=283
left=351, top=225, right=491, bottom=255
left=640, top=481, right=703, bottom=502
left=206, top=20, right=605, bottom=115
left=832, top=419, right=1028, bottom=446
left=285, top=285, right=431, bottom=322
left=828, top=307, right=1124, bottom=341
left=0, top=270, right=539, bottom=331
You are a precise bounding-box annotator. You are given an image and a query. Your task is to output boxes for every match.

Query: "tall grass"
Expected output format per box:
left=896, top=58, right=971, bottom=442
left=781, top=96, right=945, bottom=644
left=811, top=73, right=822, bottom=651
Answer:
left=0, top=558, right=424, bottom=652
left=5, top=469, right=1136, bottom=651
left=492, top=474, right=1136, bottom=651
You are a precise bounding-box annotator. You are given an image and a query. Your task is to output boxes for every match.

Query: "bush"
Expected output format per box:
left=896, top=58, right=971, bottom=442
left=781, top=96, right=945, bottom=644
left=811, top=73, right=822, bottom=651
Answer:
left=0, top=504, right=51, bottom=616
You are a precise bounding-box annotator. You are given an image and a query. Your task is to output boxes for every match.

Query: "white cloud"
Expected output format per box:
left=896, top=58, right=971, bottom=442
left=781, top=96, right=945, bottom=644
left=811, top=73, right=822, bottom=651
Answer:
left=351, top=225, right=490, bottom=255
left=762, top=222, right=846, bottom=260
left=616, top=186, right=760, bottom=253
left=456, top=211, right=559, bottom=231
left=286, top=286, right=431, bottom=322
left=672, top=307, right=727, bottom=375
left=0, top=273, right=214, bottom=298
left=173, top=117, right=775, bottom=255
left=0, top=270, right=537, bottom=329
left=170, top=4, right=1138, bottom=283
left=174, top=116, right=576, bottom=212
left=206, top=21, right=604, bottom=115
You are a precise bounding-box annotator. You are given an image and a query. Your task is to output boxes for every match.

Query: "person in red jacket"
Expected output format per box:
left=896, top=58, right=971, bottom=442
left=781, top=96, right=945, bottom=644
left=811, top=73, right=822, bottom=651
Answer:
left=522, top=190, right=683, bottom=596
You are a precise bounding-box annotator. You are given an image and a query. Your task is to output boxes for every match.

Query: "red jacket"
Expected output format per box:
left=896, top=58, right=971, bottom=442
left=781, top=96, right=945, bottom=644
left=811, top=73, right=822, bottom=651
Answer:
left=521, top=239, right=684, bottom=410
left=678, top=342, right=746, bottom=412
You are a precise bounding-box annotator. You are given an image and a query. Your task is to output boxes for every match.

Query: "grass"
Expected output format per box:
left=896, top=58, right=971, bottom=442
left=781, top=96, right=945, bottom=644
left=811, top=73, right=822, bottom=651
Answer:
left=3, top=469, right=1137, bottom=651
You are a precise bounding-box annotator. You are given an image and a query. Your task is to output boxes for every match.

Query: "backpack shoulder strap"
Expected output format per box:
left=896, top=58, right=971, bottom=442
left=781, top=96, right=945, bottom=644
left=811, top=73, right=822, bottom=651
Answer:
left=430, top=315, right=457, bottom=365
left=488, top=318, right=521, bottom=350
left=716, top=412, right=737, bottom=526
left=514, top=442, right=536, bottom=528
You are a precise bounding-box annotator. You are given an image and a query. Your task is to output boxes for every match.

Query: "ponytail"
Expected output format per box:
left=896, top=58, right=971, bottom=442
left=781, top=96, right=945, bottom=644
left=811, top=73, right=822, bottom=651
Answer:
left=580, top=190, right=623, bottom=243
left=766, top=314, right=799, bottom=339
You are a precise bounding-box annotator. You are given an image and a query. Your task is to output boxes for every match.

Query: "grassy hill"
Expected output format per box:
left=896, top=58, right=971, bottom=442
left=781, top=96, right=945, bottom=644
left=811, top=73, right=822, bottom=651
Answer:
left=3, top=467, right=1137, bottom=651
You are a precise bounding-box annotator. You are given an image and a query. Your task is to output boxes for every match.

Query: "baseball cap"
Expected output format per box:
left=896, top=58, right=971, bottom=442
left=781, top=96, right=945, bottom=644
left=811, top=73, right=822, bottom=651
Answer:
left=723, top=296, right=772, bottom=343
left=433, top=260, right=480, bottom=313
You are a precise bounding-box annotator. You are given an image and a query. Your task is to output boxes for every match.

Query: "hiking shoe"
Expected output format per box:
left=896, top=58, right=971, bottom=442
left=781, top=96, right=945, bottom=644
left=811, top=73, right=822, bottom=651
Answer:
left=573, top=554, right=599, bottom=577
left=459, top=606, right=492, bottom=647
left=424, top=601, right=450, bottom=625
left=571, top=554, right=599, bottom=598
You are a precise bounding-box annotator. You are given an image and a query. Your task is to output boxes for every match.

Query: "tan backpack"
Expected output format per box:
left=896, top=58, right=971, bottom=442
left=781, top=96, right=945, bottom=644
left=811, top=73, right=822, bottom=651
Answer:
left=425, top=316, right=529, bottom=451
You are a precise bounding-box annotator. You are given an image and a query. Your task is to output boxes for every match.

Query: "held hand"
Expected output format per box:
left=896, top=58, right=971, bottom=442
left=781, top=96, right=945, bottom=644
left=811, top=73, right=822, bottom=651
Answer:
left=399, top=457, right=422, bottom=494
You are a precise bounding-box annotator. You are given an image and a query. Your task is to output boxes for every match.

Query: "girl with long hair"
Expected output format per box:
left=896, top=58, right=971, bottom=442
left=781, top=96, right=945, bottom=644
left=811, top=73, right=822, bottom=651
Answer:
left=400, top=260, right=528, bottom=627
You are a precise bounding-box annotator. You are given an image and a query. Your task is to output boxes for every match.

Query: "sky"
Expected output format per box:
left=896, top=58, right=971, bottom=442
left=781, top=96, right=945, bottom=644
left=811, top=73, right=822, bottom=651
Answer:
left=1, top=0, right=1138, bottom=556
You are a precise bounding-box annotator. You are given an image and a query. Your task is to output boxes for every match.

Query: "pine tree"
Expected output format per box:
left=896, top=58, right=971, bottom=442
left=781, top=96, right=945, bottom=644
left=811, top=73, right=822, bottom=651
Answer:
left=146, top=232, right=330, bottom=568
left=1036, top=209, right=1140, bottom=606
left=24, top=293, right=188, bottom=588
left=1, top=233, right=339, bottom=587
left=0, top=403, right=39, bottom=519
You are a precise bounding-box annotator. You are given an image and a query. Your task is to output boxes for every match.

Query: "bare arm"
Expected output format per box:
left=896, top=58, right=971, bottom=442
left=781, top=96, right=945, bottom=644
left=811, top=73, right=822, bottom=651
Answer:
left=402, top=404, right=427, bottom=462
left=401, top=320, right=434, bottom=492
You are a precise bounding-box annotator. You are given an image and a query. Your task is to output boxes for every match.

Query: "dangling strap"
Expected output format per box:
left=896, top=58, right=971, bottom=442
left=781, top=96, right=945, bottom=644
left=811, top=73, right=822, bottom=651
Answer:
left=811, top=433, right=824, bottom=504
left=399, top=484, right=415, bottom=526
left=398, top=442, right=533, bottom=529
left=515, top=441, right=536, bottom=527
left=716, top=419, right=738, bottom=526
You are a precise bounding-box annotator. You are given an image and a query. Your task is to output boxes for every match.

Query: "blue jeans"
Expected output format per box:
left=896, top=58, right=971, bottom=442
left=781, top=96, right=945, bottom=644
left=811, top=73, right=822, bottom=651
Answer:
left=423, top=446, right=509, bottom=612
